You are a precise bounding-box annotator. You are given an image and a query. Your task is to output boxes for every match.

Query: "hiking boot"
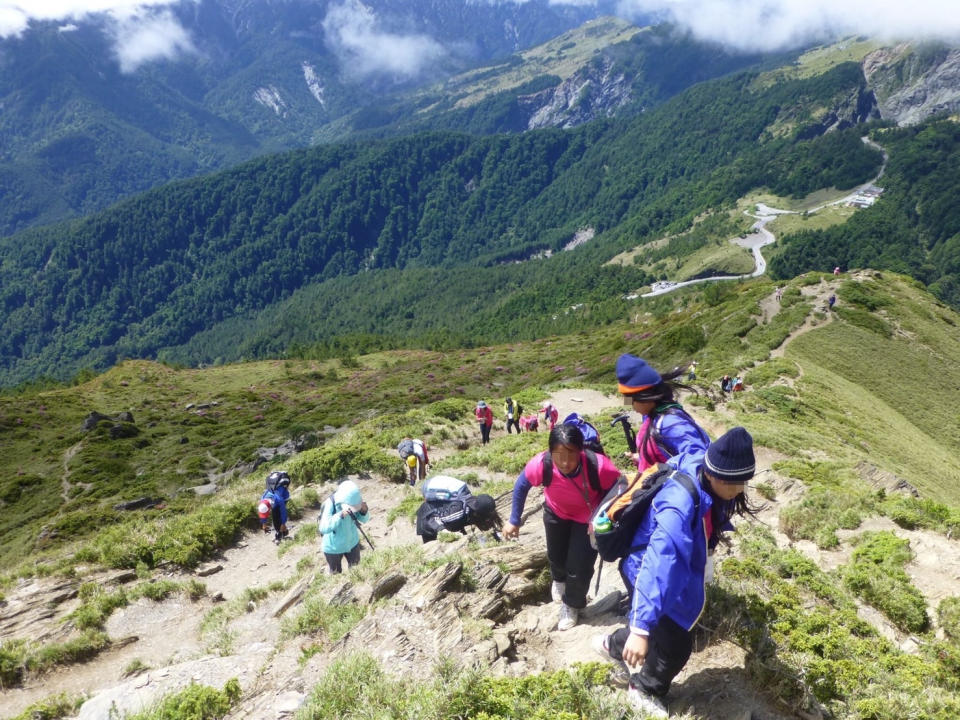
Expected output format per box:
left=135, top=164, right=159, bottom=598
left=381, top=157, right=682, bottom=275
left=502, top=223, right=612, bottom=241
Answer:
left=557, top=603, right=578, bottom=631
left=626, top=685, right=668, bottom=719
left=551, top=580, right=566, bottom=603
left=592, top=634, right=630, bottom=687
left=274, top=532, right=282, bottom=544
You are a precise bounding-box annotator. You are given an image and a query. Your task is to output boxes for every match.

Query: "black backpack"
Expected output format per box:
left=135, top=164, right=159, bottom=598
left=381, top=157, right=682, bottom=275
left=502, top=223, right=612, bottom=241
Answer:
left=265, top=470, right=290, bottom=492
left=590, top=464, right=700, bottom=562
left=542, top=448, right=602, bottom=493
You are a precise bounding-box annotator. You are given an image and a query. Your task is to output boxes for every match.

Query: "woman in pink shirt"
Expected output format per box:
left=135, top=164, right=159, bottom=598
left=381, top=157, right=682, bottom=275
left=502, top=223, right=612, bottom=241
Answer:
left=475, top=400, right=493, bottom=444
left=502, top=423, right=624, bottom=630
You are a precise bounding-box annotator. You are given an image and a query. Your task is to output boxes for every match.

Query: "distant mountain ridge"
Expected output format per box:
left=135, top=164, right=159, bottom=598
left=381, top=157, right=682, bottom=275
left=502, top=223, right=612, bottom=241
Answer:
left=0, top=0, right=622, bottom=236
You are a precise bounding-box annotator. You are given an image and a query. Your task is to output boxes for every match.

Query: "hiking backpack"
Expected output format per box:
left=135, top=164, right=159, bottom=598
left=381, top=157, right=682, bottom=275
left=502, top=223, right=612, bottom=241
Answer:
left=265, top=470, right=291, bottom=492
left=397, top=438, right=415, bottom=457
left=561, top=412, right=606, bottom=456
left=590, top=463, right=700, bottom=562
left=422, top=475, right=472, bottom=503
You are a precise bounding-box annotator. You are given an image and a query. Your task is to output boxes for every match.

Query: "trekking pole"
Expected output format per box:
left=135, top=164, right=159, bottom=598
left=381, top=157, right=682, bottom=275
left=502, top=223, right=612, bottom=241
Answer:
left=594, top=558, right=604, bottom=595
left=610, top=414, right=637, bottom=454
left=347, top=510, right=376, bottom=550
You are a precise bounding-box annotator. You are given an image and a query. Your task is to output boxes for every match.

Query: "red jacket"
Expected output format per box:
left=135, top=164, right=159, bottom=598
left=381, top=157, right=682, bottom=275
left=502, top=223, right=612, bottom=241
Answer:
left=475, top=406, right=493, bottom=426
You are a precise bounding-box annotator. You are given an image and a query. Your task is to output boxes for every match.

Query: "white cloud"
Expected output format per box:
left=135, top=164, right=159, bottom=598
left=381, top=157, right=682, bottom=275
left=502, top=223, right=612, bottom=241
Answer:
left=615, top=0, right=960, bottom=51
left=322, top=0, right=447, bottom=79
left=108, top=7, right=196, bottom=72
left=0, top=2, right=196, bottom=72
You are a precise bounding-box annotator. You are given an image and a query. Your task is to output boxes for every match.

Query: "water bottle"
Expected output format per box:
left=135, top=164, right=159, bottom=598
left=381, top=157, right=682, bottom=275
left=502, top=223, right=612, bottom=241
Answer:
left=594, top=512, right=612, bottom=534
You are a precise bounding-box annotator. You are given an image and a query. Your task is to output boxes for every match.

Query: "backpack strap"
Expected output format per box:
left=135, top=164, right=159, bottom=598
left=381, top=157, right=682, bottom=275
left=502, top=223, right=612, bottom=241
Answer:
left=541, top=449, right=601, bottom=492
left=626, top=470, right=701, bottom=554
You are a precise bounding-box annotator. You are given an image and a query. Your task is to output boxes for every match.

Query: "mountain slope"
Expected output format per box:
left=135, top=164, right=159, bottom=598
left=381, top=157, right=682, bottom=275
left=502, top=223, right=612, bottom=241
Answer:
left=1, top=269, right=960, bottom=720
left=0, top=0, right=621, bottom=236
left=0, top=62, right=884, bottom=386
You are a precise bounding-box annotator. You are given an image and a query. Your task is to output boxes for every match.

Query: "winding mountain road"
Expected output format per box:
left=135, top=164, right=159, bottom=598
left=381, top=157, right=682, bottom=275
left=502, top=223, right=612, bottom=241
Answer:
left=641, top=137, right=887, bottom=298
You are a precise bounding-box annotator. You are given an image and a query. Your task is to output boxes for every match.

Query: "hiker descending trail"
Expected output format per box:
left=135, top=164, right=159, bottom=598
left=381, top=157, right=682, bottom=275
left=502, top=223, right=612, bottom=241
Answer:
left=260, top=470, right=291, bottom=544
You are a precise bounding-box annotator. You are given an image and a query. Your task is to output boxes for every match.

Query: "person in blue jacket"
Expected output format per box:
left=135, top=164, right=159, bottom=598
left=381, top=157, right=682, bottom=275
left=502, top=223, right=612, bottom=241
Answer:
left=593, top=426, right=758, bottom=718
left=261, top=470, right=291, bottom=544
left=318, top=480, right=370, bottom=574
left=616, top=353, right=710, bottom=478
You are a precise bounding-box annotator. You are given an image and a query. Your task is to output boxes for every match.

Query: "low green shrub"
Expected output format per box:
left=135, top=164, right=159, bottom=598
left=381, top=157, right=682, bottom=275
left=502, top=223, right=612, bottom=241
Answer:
left=712, top=525, right=959, bottom=718
left=7, top=692, right=80, bottom=720
left=125, top=679, right=240, bottom=720
left=841, top=532, right=929, bottom=633
left=289, top=439, right=403, bottom=484
left=881, top=495, right=960, bottom=535
left=938, top=597, right=960, bottom=640
left=297, top=653, right=628, bottom=720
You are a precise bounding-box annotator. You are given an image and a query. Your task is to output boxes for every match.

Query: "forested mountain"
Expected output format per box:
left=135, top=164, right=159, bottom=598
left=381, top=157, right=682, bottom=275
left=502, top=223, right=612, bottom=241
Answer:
left=0, top=0, right=623, bottom=236
left=0, top=61, right=883, bottom=386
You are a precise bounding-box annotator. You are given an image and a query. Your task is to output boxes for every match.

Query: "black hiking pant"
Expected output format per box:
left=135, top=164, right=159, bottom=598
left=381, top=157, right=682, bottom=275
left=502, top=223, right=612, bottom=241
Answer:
left=479, top=422, right=491, bottom=444
left=607, top=615, right=692, bottom=698
left=542, top=506, right=596, bottom=609
left=506, top=417, right=521, bottom=433
left=324, top=543, right=361, bottom=574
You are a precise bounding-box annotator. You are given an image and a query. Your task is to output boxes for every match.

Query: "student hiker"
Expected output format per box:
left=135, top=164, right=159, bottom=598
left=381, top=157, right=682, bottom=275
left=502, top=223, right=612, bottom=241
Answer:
left=318, top=480, right=370, bottom=574
left=540, top=401, right=559, bottom=430
left=593, top=427, right=759, bottom=718
left=415, top=475, right=501, bottom=543
left=260, top=470, right=291, bottom=544
left=504, top=397, right=523, bottom=434
left=616, top=354, right=710, bottom=478
left=502, top=423, right=625, bottom=631
left=475, top=400, right=493, bottom=444
left=397, top=437, right=429, bottom=485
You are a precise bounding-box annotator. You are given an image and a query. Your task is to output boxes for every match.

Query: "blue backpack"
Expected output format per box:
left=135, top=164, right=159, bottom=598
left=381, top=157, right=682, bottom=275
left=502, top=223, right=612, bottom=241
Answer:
left=562, top=413, right=605, bottom=455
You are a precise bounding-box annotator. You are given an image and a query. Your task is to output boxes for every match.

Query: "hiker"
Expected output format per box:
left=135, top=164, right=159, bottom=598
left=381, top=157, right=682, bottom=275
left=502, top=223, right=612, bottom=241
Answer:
left=775, top=286, right=783, bottom=302
left=260, top=470, right=291, bottom=543
left=475, top=400, right=493, bottom=444
left=540, top=401, right=559, bottom=430
left=504, top=397, right=523, bottom=434
left=397, top=437, right=429, bottom=485
left=834, top=266, right=841, bottom=276
left=720, top=374, right=732, bottom=393
left=686, top=361, right=697, bottom=381
left=502, top=423, right=625, bottom=631
left=415, top=475, right=501, bottom=543
left=828, top=294, right=836, bottom=309
left=520, top=414, right=539, bottom=432
left=732, top=376, right=744, bottom=392
left=593, top=427, right=759, bottom=717
left=616, top=354, right=710, bottom=478
left=318, top=480, right=370, bottom=574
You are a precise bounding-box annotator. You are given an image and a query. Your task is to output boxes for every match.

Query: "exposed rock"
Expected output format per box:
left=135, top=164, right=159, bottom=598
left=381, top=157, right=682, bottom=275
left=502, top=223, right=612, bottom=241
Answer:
left=114, top=497, right=159, bottom=511
left=405, top=561, right=462, bottom=610
left=521, top=57, right=632, bottom=129
left=195, top=563, right=224, bottom=578
left=369, top=571, right=407, bottom=602
left=82, top=411, right=111, bottom=430
left=272, top=576, right=311, bottom=617
left=856, top=461, right=920, bottom=497
left=864, top=44, right=960, bottom=126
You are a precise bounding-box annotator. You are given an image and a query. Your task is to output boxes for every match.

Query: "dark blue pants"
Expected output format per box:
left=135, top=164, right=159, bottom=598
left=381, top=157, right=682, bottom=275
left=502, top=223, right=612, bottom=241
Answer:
left=324, top=543, right=361, bottom=574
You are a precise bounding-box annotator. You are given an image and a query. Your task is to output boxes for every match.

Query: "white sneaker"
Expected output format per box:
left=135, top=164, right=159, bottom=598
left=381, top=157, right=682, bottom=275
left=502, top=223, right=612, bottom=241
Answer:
left=592, top=633, right=613, bottom=659
left=557, top=603, right=578, bottom=631
left=626, top=685, right=669, bottom=718
left=551, top=580, right=566, bottom=603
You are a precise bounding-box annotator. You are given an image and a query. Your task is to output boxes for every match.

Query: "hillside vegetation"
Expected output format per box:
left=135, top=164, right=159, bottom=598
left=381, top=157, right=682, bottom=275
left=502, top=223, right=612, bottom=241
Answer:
left=2, top=270, right=960, bottom=720
left=0, top=62, right=883, bottom=386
